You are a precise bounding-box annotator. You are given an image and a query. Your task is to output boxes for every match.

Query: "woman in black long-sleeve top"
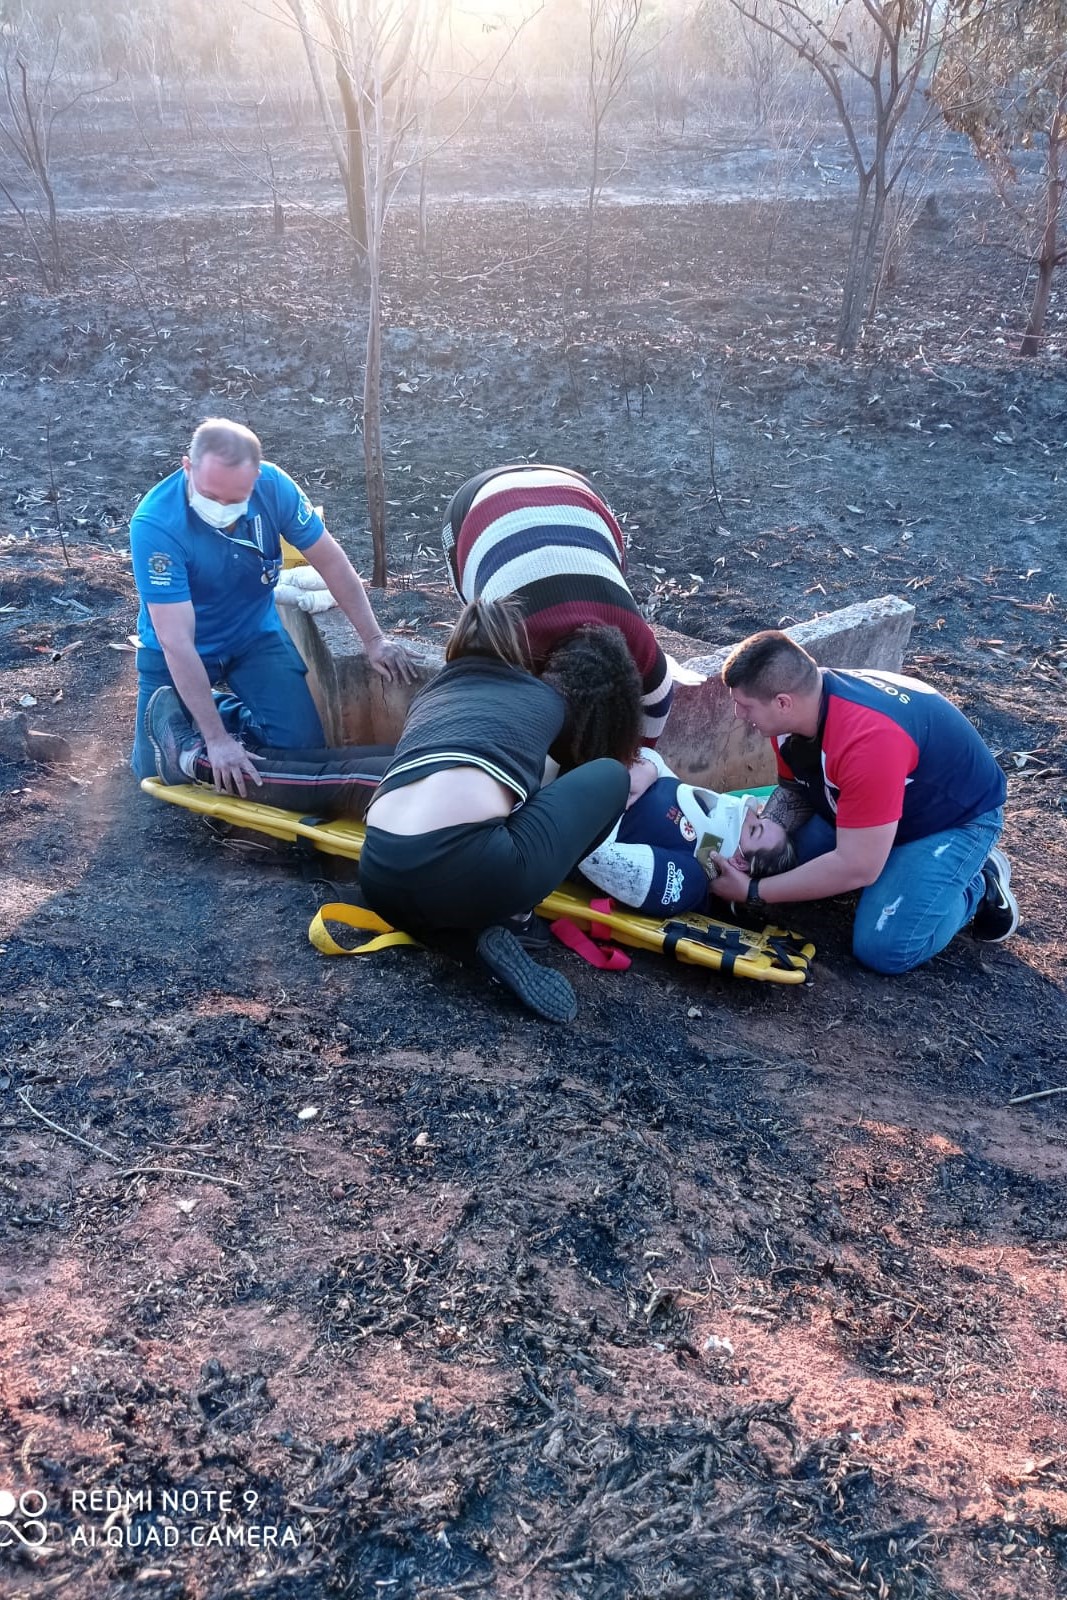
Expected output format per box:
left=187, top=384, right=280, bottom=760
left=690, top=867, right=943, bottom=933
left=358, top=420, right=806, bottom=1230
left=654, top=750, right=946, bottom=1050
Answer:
left=359, top=599, right=639, bottom=1021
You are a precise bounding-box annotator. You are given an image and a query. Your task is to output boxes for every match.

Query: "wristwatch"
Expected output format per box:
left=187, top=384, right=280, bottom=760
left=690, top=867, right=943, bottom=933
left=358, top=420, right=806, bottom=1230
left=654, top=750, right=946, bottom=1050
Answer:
left=746, top=876, right=765, bottom=908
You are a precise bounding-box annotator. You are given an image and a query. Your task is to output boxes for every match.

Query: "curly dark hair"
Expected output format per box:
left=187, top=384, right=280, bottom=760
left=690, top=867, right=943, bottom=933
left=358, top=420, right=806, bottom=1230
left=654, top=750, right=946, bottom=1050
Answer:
left=540, top=625, right=643, bottom=769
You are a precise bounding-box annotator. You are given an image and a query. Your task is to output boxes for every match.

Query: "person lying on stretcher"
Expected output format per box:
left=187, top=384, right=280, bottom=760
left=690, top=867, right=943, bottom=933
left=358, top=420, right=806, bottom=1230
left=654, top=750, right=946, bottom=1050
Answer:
left=577, top=747, right=796, bottom=915
left=143, top=682, right=792, bottom=922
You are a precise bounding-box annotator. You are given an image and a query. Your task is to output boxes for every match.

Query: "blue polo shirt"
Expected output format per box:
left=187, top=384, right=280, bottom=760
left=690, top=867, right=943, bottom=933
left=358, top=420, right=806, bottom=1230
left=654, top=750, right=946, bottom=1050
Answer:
left=130, top=462, right=326, bottom=658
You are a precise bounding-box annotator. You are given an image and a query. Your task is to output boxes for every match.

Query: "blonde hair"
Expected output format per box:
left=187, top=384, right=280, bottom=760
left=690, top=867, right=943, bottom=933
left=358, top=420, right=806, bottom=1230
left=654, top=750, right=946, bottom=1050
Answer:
left=445, top=598, right=531, bottom=671
left=189, top=418, right=262, bottom=470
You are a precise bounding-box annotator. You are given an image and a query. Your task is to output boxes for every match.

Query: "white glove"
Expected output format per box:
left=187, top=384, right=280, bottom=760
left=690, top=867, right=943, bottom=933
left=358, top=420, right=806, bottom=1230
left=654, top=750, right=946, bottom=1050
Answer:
left=276, top=568, right=337, bottom=613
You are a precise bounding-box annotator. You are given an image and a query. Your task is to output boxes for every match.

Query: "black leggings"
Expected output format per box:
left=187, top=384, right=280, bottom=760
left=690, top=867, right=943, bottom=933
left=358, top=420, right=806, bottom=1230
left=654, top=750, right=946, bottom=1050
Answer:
left=192, top=744, right=394, bottom=819
left=358, top=759, right=630, bottom=935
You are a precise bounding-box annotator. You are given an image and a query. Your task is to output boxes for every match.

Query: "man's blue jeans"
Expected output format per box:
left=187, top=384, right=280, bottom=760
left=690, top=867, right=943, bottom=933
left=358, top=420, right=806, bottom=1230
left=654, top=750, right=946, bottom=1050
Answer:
left=131, top=629, right=325, bottom=780
left=793, top=806, right=1004, bottom=975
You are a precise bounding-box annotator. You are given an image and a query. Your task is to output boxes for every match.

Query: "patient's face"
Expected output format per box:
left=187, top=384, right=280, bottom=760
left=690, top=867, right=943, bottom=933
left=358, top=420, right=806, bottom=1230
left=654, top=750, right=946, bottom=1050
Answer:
left=732, top=810, right=787, bottom=867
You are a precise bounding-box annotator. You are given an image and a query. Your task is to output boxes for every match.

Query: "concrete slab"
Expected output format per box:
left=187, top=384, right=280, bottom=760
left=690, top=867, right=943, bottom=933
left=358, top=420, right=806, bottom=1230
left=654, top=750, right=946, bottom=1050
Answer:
left=282, top=593, right=915, bottom=791
left=657, top=595, right=916, bottom=791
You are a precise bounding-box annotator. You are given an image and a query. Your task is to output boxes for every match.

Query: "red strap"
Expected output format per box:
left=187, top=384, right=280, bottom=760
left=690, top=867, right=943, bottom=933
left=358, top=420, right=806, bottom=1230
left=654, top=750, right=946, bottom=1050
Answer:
left=550, top=897, right=632, bottom=971
left=589, top=897, right=616, bottom=942
left=550, top=919, right=632, bottom=969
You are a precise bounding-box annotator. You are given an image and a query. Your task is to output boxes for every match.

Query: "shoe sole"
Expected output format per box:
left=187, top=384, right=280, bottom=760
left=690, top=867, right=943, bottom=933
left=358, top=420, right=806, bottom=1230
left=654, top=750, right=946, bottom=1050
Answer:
left=476, top=926, right=577, bottom=1023
left=145, top=686, right=194, bottom=786
left=979, top=881, right=1020, bottom=942
left=987, top=846, right=1012, bottom=889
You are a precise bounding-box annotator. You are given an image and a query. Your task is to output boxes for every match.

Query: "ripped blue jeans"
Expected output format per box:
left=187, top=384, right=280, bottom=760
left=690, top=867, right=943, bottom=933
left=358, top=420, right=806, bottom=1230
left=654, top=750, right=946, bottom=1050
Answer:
left=793, top=806, right=1004, bottom=975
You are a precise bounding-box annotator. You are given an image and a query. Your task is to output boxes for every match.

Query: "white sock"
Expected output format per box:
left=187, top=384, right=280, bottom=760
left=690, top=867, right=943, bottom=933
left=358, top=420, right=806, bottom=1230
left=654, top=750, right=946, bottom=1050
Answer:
left=178, top=744, right=201, bottom=779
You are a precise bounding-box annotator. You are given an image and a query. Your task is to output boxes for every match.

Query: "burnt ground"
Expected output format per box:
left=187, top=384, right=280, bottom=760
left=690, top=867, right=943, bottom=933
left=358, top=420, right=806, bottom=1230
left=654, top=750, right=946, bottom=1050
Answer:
left=0, top=116, right=1066, bottom=1599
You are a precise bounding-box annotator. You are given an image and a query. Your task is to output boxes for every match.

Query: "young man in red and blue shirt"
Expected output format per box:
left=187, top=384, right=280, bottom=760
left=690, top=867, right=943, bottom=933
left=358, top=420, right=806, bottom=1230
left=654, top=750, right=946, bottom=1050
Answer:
left=707, top=630, right=1017, bottom=974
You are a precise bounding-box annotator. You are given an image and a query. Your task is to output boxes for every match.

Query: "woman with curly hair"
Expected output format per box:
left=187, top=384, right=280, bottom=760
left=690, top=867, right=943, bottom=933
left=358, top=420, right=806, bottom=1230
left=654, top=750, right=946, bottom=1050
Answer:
left=145, top=598, right=642, bottom=1021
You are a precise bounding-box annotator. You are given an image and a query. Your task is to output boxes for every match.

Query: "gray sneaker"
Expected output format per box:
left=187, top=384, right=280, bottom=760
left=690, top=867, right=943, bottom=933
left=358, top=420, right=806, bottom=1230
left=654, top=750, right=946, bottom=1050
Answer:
left=476, top=925, right=577, bottom=1023
left=972, top=846, right=1019, bottom=943
left=507, top=909, right=553, bottom=951
left=145, top=687, right=202, bottom=785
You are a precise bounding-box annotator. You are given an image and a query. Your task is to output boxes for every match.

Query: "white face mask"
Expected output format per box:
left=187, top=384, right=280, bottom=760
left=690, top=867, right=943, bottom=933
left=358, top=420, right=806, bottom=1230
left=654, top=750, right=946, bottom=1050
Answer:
left=187, top=473, right=249, bottom=529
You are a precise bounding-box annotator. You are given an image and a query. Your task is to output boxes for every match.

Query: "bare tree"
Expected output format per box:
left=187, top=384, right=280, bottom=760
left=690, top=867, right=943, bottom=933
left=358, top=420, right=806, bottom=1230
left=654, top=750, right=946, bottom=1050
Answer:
left=724, top=0, right=942, bottom=350
left=118, top=6, right=179, bottom=122
left=202, top=95, right=289, bottom=234
left=642, top=5, right=701, bottom=136
left=933, top=0, right=1067, bottom=356
left=585, top=0, right=653, bottom=296
left=0, top=31, right=71, bottom=288
left=286, top=0, right=421, bottom=257
left=280, top=0, right=534, bottom=585
left=736, top=0, right=795, bottom=124
left=284, top=0, right=438, bottom=585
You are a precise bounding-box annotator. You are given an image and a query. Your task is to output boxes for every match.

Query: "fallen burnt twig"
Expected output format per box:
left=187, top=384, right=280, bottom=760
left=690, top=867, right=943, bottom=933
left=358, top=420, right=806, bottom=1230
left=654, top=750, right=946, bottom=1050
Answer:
left=118, top=1163, right=246, bottom=1190
left=17, top=1086, right=119, bottom=1161
left=1007, top=1085, right=1067, bottom=1105
left=16, top=1088, right=245, bottom=1189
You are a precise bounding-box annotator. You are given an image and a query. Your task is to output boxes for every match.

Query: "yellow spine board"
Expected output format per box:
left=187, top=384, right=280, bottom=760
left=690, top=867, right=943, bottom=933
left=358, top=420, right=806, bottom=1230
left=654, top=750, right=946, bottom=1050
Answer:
left=142, top=779, right=815, bottom=984
left=536, top=888, right=813, bottom=983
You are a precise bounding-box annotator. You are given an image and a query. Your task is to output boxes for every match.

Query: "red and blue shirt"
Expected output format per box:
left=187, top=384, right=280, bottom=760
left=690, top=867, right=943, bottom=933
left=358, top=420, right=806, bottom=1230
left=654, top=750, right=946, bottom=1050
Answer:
left=775, top=669, right=1006, bottom=843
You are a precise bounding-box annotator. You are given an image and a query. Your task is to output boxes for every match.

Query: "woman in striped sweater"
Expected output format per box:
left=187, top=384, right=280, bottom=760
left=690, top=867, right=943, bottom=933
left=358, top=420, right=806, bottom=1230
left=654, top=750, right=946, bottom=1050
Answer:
left=442, top=464, right=674, bottom=745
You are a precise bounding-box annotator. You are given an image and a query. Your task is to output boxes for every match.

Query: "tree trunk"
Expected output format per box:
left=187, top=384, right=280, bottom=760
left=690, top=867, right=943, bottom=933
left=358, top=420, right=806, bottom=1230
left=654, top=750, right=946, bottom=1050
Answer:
left=43, top=184, right=60, bottom=284
left=838, top=182, right=888, bottom=352
left=336, top=67, right=369, bottom=256
left=836, top=180, right=872, bottom=351
left=363, top=266, right=387, bottom=590
left=859, top=187, right=888, bottom=324
left=1020, top=133, right=1061, bottom=357
left=345, top=125, right=368, bottom=254
left=584, top=119, right=600, bottom=298
left=1020, top=253, right=1056, bottom=357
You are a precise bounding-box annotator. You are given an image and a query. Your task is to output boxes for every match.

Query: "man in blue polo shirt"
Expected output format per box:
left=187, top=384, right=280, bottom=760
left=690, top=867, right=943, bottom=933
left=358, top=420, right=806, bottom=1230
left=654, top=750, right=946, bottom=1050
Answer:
left=130, top=418, right=414, bottom=795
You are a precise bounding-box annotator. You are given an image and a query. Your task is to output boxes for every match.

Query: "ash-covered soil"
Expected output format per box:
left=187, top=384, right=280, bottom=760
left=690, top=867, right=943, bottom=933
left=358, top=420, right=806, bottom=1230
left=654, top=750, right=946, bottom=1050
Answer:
left=0, top=116, right=1065, bottom=1599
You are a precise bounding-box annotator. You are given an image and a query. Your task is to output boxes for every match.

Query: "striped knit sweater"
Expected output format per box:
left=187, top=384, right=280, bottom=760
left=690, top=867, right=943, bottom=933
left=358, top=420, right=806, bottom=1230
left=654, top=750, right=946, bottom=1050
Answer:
left=442, top=465, right=674, bottom=744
